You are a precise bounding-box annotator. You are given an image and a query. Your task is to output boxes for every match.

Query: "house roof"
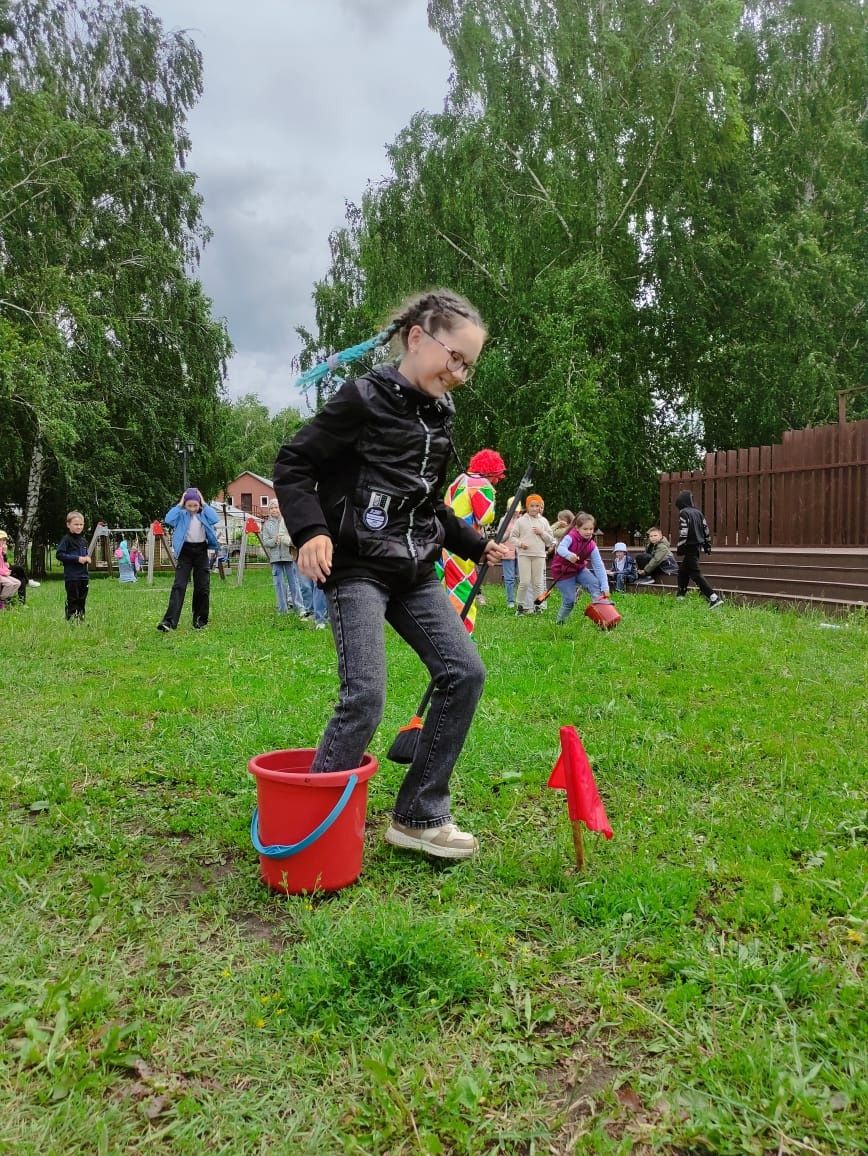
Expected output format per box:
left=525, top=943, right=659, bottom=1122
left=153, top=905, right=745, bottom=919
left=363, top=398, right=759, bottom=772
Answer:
left=231, top=471, right=274, bottom=489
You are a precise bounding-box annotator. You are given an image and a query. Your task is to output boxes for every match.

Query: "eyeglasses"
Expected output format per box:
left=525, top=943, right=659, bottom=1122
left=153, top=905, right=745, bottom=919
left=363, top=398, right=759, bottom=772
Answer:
left=421, top=328, right=476, bottom=381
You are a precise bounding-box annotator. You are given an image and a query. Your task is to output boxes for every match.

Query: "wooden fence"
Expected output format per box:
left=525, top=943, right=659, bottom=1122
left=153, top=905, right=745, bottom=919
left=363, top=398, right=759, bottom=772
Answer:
left=659, top=419, right=868, bottom=547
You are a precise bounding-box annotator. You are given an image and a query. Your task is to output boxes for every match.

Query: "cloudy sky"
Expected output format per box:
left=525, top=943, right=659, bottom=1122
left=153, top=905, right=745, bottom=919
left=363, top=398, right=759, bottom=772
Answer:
left=144, top=1, right=452, bottom=412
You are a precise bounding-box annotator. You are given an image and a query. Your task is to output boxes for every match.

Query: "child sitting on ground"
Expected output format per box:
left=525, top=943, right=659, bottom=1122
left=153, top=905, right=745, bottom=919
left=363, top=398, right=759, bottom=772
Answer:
left=606, top=541, right=638, bottom=591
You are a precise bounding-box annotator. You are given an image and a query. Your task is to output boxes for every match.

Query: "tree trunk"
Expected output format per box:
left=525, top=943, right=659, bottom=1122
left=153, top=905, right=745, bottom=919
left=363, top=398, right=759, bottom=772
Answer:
left=17, top=434, right=45, bottom=572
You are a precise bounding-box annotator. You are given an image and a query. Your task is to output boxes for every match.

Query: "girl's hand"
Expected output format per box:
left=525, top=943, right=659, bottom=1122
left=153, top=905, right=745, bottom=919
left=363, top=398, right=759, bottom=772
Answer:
left=567, top=552, right=579, bottom=563
left=518, top=542, right=528, bottom=550
left=532, top=525, right=544, bottom=536
left=481, top=540, right=509, bottom=565
left=298, top=535, right=332, bottom=582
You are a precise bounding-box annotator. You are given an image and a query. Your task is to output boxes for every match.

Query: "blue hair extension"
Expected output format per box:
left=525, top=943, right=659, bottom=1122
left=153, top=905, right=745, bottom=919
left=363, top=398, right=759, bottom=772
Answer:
left=294, top=327, right=395, bottom=390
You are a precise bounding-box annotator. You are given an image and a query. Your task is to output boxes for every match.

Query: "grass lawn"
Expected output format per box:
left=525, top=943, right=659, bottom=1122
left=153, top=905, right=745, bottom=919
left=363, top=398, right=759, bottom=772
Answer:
left=1, top=571, right=865, bottom=1154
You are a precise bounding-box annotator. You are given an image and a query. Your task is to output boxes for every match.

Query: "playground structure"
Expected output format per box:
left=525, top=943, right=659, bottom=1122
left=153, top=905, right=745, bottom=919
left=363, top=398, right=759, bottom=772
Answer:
left=87, top=524, right=149, bottom=577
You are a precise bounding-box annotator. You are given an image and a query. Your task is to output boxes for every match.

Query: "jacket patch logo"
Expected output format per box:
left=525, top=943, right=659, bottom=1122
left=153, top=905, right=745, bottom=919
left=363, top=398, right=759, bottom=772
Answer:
left=362, top=491, right=391, bottom=531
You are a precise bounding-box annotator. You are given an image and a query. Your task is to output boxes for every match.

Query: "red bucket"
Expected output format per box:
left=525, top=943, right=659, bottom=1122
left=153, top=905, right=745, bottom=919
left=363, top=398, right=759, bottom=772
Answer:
left=248, top=749, right=378, bottom=894
left=585, top=598, right=621, bottom=631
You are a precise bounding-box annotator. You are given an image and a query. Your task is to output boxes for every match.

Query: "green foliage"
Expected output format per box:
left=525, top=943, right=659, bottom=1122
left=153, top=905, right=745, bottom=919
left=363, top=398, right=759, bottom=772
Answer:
left=0, top=1, right=231, bottom=551
left=212, top=394, right=303, bottom=488
left=298, top=0, right=864, bottom=528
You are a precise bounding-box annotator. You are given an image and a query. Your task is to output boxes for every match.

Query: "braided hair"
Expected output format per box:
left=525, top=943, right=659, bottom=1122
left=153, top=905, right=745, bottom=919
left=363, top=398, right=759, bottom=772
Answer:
left=385, top=288, right=486, bottom=354
left=294, top=288, right=485, bottom=390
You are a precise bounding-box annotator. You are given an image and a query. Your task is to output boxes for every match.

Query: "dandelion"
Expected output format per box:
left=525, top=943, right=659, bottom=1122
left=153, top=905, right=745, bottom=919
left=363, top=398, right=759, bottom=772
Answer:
left=255, top=1017, right=266, bottom=1029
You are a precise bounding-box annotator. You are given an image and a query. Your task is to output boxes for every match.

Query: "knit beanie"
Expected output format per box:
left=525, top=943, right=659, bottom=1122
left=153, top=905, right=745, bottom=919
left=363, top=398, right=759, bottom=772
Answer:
left=182, top=488, right=204, bottom=506
left=525, top=493, right=543, bottom=508
left=467, top=449, right=506, bottom=482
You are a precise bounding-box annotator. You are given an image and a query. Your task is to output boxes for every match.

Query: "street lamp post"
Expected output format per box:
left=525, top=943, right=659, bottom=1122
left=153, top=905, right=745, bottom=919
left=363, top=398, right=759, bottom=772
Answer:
left=174, top=439, right=195, bottom=490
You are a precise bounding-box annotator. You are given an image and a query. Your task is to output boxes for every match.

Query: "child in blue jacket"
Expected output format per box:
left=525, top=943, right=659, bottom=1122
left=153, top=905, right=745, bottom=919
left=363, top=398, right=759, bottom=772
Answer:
left=158, top=488, right=220, bottom=631
left=606, top=541, right=638, bottom=592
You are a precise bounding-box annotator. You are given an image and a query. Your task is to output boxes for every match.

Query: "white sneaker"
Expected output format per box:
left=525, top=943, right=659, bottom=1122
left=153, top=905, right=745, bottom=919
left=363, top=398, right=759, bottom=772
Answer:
left=315, top=622, right=327, bottom=630
left=708, top=593, right=724, bottom=609
left=385, top=820, right=478, bottom=860
left=28, top=579, right=41, bottom=588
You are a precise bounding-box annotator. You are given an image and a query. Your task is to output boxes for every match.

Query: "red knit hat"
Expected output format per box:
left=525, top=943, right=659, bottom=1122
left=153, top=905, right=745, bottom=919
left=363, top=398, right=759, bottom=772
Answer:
left=467, top=449, right=506, bottom=482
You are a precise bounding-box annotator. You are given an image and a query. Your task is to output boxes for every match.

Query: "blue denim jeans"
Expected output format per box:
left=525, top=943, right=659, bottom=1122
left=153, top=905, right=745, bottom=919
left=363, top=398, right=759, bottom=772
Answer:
left=298, top=573, right=329, bottom=625
left=555, top=568, right=605, bottom=623
left=501, top=557, right=517, bottom=605
left=271, top=561, right=302, bottom=614
left=312, top=577, right=486, bottom=828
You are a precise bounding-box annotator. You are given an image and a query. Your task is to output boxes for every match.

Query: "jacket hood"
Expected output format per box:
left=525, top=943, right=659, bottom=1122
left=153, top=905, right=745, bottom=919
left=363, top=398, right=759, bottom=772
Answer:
left=366, top=364, right=457, bottom=420
left=675, top=490, right=694, bottom=510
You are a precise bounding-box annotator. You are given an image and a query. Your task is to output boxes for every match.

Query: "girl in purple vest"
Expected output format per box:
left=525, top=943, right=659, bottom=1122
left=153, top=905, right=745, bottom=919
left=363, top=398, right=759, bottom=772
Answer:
left=550, top=511, right=610, bottom=626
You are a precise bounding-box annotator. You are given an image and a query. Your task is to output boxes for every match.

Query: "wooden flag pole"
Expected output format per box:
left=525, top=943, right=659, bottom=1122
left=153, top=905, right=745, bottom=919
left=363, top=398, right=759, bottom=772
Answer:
left=570, top=820, right=586, bottom=871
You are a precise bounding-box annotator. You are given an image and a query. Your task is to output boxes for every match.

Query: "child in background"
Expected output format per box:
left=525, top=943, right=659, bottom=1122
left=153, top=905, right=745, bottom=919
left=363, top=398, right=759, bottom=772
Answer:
left=674, top=491, right=723, bottom=608
left=551, top=511, right=610, bottom=625
left=274, top=288, right=509, bottom=860
left=606, top=541, right=638, bottom=592
left=511, top=494, right=555, bottom=614
left=261, top=497, right=304, bottom=617
left=56, top=511, right=90, bottom=621
left=497, top=496, right=521, bottom=609
left=551, top=510, right=575, bottom=547
left=636, top=526, right=678, bottom=585
left=298, top=571, right=330, bottom=630
left=0, top=531, right=21, bottom=609
left=158, top=488, right=220, bottom=631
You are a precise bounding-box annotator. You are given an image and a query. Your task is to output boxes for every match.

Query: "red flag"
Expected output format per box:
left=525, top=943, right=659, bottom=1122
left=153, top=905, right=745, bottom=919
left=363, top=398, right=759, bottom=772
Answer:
left=150, top=520, right=164, bottom=536
left=547, top=726, right=613, bottom=838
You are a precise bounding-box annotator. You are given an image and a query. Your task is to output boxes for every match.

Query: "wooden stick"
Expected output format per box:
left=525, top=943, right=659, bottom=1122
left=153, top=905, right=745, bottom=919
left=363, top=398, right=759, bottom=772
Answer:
left=571, top=820, right=585, bottom=871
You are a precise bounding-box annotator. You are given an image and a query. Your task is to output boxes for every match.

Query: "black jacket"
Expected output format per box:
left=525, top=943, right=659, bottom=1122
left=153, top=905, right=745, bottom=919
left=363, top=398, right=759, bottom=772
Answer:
left=675, top=490, right=712, bottom=554
left=56, top=534, right=90, bottom=579
left=273, top=366, right=486, bottom=591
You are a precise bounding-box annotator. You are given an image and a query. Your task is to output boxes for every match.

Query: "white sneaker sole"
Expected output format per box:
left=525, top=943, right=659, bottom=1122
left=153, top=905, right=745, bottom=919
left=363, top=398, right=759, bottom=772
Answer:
left=384, top=825, right=478, bottom=860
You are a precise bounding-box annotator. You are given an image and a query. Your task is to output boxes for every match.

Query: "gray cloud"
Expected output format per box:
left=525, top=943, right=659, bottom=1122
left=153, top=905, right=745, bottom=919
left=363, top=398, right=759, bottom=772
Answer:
left=145, top=0, right=451, bottom=412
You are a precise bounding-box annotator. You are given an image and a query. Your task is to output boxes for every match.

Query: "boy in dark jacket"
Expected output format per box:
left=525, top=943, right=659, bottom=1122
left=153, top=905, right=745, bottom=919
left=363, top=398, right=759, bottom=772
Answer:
left=56, top=510, right=91, bottom=620
left=674, top=492, right=723, bottom=608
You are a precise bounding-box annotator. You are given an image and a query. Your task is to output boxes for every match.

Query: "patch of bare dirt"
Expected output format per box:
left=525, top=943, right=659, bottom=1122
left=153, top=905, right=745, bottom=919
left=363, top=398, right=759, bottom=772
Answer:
left=228, top=910, right=290, bottom=952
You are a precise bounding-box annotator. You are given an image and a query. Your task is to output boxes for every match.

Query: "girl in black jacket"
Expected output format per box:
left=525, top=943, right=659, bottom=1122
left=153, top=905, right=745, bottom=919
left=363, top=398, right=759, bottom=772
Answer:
left=274, top=289, right=508, bottom=861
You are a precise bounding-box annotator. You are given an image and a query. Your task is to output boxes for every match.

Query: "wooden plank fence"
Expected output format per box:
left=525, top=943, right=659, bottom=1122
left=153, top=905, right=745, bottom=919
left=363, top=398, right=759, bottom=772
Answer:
left=660, top=419, right=868, bottom=546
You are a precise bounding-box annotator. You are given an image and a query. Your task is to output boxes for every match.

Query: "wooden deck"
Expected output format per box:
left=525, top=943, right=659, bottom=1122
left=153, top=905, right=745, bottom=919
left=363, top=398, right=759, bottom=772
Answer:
left=600, top=546, right=868, bottom=611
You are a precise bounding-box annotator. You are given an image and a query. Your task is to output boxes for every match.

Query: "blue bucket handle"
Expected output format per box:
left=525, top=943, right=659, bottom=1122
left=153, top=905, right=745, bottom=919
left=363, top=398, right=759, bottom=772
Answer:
left=250, top=773, right=358, bottom=859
